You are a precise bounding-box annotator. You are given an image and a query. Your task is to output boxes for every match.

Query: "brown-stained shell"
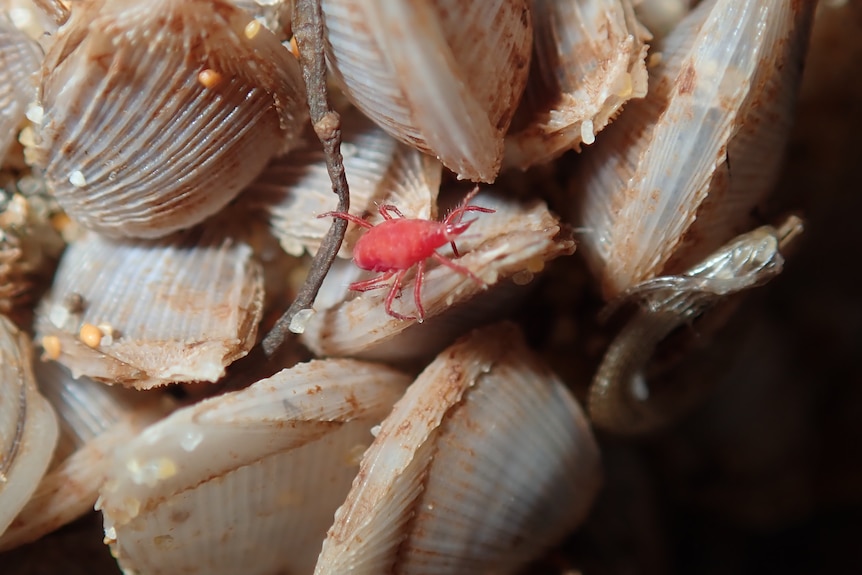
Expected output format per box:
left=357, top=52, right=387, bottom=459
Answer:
left=504, top=0, right=650, bottom=169
left=321, top=0, right=533, bottom=183
left=34, top=220, right=264, bottom=389
left=316, top=323, right=601, bottom=574
left=31, top=0, right=308, bottom=238
left=98, top=359, right=409, bottom=575
left=571, top=0, right=816, bottom=299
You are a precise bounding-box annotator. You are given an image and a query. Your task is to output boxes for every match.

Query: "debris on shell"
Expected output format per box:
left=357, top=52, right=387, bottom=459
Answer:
left=504, top=0, right=650, bottom=169
left=321, top=0, right=533, bottom=182
left=31, top=0, right=308, bottom=238
left=34, top=221, right=264, bottom=389
left=315, top=322, right=601, bottom=574
left=572, top=0, right=816, bottom=299
left=98, top=359, right=409, bottom=575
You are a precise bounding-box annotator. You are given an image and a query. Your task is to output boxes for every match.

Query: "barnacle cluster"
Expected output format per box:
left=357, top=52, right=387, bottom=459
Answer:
left=0, top=0, right=829, bottom=573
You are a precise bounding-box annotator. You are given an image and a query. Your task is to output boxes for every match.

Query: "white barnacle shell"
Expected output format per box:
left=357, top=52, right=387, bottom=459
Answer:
left=0, top=315, right=59, bottom=537
left=571, top=0, right=817, bottom=298
left=34, top=220, right=264, bottom=389
left=31, top=0, right=308, bottom=238
left=0, top=361, right=169, bottom=550
left=504, top=0, right=650, bottom=169
left=0, top=12, right=41, bottom=162
left=315, top=323, right=601, bottom=574
left=98, top=359, right=409, bottom=575
left=321, top=0, right=533, bottom=183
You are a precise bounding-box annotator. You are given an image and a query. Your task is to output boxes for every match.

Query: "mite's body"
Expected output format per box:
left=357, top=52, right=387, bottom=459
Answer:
left=319, top=188, right=494, bottom=321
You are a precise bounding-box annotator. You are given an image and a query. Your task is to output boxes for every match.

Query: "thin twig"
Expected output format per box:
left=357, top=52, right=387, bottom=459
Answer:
left=262, top=0, right=349, bottom=357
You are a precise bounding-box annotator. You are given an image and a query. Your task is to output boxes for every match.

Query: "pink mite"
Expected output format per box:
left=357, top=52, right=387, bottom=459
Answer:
left=318, top=187, right=495, bottom=321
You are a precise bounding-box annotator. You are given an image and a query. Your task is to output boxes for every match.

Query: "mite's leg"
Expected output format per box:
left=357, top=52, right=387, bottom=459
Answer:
left=317, top=211, right=374, bottom=229
left=444, top=186, right=495, bottom=225
left=378, top=205, right=406, bottom=220
left=431, top=252, right=485, bottom=286
left=349, top=270, right=396, bottom=292
left=385, top=270, right=415, bottom=321
left=413, top=260, right=426, bottom=322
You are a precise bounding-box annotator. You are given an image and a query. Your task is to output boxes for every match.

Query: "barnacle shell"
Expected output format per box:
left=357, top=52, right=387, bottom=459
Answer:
left=572, top=0, right=816, bottom=298
left=247, top=112, right=441, bottom=258
left=34, top=222, right=264, bottom=389
left=300, top=189, right=575, bottom=361
left=98, top=359, right=409, bottom=575
left=31, top=0, right=308, bottom=238
left=231, top=0, right=292, bottom=37
left=504, top=0, right=650, bottom=168
left=0, top=361, right=169, bottom=550
left=0, top=188, right=65, bottom=323
left=0, top=12, right=41, bottom=162
left=0, top=1, right=60, bottom=39
left=316, top=323, right=601, bottom=574
left=321, top=0, right=533, bottom=182
left=0, top=315, right=59, bottom=536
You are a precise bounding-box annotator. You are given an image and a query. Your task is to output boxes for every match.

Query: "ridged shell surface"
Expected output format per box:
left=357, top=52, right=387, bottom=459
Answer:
left=32, top=0, right=308, bottom=238
left=315, top=323, right=601, bottom=574
left=34, top=223, right=264, bottom=389
left=505, top=0, right=649, bottom=168
left=321, top=0, right=533, bottom=182
left=0, top=361, right=168, bottom=550
left=572, top=0, right=816, bottom=298
left=98, top=359, right=409, bottom=575
left=0, top=14, right=41, bottom=161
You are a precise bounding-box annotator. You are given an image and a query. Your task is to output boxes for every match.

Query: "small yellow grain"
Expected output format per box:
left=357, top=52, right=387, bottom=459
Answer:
left=244, top=19, right=261, bottom=40
left=41, top=335, right=61, bottom=360
left=50, top=212, right=72, bottom=234
left=79, top=323, right=102, bottom=348
left=197, top=68, right=222, bottom=89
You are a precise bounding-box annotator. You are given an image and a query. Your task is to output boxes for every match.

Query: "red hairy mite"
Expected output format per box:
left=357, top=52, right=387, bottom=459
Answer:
left=318, top=187, right=495, bottom=321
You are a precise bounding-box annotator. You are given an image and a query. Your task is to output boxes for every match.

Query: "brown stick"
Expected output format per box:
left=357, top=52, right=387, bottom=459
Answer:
left=262, top=0, right=350, bottom=357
